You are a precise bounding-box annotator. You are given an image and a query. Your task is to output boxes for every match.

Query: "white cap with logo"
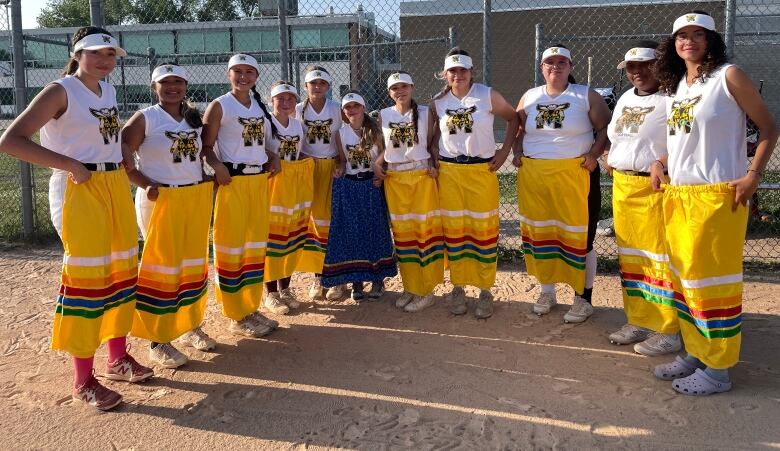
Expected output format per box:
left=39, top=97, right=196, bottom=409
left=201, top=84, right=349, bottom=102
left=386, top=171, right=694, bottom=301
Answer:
left=617, top=47, right=657, bottom=69
left=673, top=13, right=716, bottom=34
left=542, top=46, right=572, bottom=62
left=271, top=83, right=299, bottom=99
left=151, top=64, right=189, bottom=82
left=341, top=93, right=366, bottom=108
left=72, top=33, right=127, bottom=57
left=228, top=54, right=260, bottom=72
left=444, top=54, right=473, bottom=70
left=387, top=72, right=414, bottom=88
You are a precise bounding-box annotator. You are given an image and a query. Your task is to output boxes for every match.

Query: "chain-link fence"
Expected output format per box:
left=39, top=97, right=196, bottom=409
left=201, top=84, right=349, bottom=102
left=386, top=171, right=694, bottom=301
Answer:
left=1, top=0, right=779, bottom=262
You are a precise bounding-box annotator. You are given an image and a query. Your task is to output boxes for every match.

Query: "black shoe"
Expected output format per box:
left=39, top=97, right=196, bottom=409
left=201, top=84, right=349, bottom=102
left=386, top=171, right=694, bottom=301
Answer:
left=369, top=281, right=384, bottom=299
left=351, top=282, right=365, bottom=301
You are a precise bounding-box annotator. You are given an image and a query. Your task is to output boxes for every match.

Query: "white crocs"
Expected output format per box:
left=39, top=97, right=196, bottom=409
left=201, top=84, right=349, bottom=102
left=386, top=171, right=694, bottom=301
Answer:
left=673, top=368, right=732, bottom=396
left=653, top=355, right=698, bottom=381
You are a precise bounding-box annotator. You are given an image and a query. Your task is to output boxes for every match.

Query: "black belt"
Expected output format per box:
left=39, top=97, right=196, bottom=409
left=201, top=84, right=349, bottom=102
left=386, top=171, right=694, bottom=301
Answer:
left=83, top=162, right=120, bottom=172
left=344, top=171, right=374, bottom=181
left=159, top=181, right=201, bottom=188
left=439, top=155, right=491, bottom=164
left=225, top=163, right=266, bottom=176
left=616, top=169, right=667, bottom=177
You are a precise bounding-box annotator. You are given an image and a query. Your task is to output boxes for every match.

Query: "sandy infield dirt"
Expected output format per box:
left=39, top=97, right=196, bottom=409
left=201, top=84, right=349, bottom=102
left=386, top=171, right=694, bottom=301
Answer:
left=1, top=245, right=779, bottom=450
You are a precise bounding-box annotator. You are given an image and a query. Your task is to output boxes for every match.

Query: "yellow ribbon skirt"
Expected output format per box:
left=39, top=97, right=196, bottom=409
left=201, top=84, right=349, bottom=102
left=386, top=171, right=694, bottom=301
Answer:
left=297, top=158, right=335, bottom=274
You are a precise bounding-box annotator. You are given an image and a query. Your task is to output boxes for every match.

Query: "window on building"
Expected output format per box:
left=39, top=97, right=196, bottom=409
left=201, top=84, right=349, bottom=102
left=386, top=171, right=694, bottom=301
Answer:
left=234, top=29, right=262, bottom=52
left=320, top=28, right=348, bottom=48
left=292, top=29, right=319, bottom=48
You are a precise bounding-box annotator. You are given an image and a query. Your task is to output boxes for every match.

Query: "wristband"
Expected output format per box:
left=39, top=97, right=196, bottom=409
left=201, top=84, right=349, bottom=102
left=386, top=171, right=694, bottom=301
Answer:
left=653, top=159, right=666, bottom=170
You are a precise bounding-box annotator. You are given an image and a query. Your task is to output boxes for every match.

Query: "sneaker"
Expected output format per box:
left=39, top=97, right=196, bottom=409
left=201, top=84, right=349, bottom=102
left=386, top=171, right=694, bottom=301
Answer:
left=395, top=291, right=415, bottom=309
left=279, top=288, right=300, bottom=309
left=608, top=324, right=652, bottom=345
left=369, top=281, right=384, bottom=299
left=179, top=326, right=217, bottom=351
left=309, top=278, right=325, bottom=300
left=264, top=292, right=290, bottom=315
left=149, top=343, right=188, bottom=369
left=533, top=292, right=557, bottom=315
left=249, top=311, right=279, bottom=329
left=448, top=286, right=467, bottom=315
left=325, top=284, right=346, bottom=301
left=563, top=296, right=593, bottom=323
left=105, top=354, right=154, bottom=383
left=351, top=282, right=365, bottom=301
left=73, top=376, right=122, bottom=411
left=229, top=316, right=273, bottom=338
left=474, top=290, right=494, bottom=319
left=404, top=294, right=434, bottom=313
left=634, top=333, right=682, bottom=356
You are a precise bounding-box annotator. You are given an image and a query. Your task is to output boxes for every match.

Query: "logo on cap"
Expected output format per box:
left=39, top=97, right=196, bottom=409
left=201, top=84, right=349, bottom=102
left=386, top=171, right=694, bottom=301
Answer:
left=550, top=47, right=559, bottom=54
left=284, top=84, right=291, bottom=90
left=314, top=71, right=322, bottom=77
left=346, top=94, right=354, bottom=99
left=451, top=56, right=460, bottom=62
left=102, top=35, right=112, bottom=43
left=392, top=73, right=401, bottom=80
left=686, top=14, right=696, bottom=22
left=629, top=48, right=638, bottom=56
left=165, top=65, right=174, bottom=72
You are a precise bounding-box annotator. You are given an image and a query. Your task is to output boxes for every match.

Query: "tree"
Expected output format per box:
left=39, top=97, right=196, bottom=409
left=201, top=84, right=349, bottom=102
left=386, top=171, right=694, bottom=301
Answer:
left=37, top=0, right=133, bottom=27
left=197, top=0, right=240, bottom=22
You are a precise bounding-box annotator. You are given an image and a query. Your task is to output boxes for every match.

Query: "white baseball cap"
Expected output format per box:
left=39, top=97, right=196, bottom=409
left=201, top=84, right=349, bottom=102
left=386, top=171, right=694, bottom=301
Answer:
left=151, top=64, right=188, bottom=82
left=444, top=54, right=473, bottom=70
left=542, top=46, right=572, bottom=63
left=72, top=33, right=127, bottom=57
left=341, top=93, right=366, bottom=108
left=271, top=83, right=299, bottom=99
left=673, top=13, right=716, bottom=34
left=617, top=47, right=657, bottom=69
left=228, top=53, right=259, bottom=72
left=304, top=69, right=333, bottom=85
left=387, top=72, right=414, bottom=89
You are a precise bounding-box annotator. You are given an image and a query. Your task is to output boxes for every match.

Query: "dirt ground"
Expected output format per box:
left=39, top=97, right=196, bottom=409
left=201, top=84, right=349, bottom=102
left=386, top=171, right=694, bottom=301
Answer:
left=1, top=245, right=779, bottom=450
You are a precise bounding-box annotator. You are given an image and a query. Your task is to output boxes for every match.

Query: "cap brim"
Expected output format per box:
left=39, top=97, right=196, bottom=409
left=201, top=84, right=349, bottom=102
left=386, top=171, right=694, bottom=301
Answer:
left=153, top=73, right=188, bottom=83
left=81, top=44, right=127, bottom=57
left=617, top=57, right=655, bottom=69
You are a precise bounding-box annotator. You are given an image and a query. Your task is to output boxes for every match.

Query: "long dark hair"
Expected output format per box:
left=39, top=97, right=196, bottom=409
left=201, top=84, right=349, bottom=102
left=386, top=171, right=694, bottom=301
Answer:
left=391, top=71, right=420, bottom=144
left=301, top=65, right=331, bottom=123
left=62, top=26, right=113, bottom=76
left=655, top=11, right=729, bottom=96
left=152, top=62, right=202, bottom=129
left=433, top=47, right=473, bottom=100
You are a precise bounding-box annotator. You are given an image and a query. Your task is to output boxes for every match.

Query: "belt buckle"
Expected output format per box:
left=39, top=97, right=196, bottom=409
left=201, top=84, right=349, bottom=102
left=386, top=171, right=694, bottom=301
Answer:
left=95, top=162, right=106, bottom=172
left=241, top=164, right=262, bottom=175
left=455, top=155, right=469, bottom=163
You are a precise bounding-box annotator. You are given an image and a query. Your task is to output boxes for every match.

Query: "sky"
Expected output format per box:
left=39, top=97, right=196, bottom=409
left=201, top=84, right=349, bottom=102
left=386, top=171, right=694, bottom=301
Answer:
left=21, top=0, right=50, bottom=29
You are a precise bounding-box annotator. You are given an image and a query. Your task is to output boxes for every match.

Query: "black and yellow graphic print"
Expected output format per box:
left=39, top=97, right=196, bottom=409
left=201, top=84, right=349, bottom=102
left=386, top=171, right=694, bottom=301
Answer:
left=237, top=117, right=265, bottom=146
left=164, top=130, right=199, bottom=163
left=444, top=106, right=477, bottom=134
left=89, top=107, right=120, bottom=144
left=614, top=105, right=656, bottom=134
left=304, top=119, right=333, bottom=144
left=668, top=95, right=702, bottom=136
left=535, top=103, right=570, bottom=129
left=345, top=144, right=372, bottom=171
left=388, top=122, right=415, bottom=147
left=277, top=135, right=301, bottom=161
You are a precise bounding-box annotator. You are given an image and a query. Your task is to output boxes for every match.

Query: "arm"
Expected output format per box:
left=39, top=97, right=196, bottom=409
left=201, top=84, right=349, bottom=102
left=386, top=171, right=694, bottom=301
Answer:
left=583, top=89, right=611, bottom=171
left=264, top=121, right=281, bottom=177
left=512, top=93, right=527, bottom=168
left=200, top=101, right=231, bottom=185
left=649, top=155, right=669, bottom=192
left=120, top=112, right=161, bottom=201
left=726, top=66, right=779, bottom=211
left=0, top=83, right=91, bottom=183
left=373, top=133, right=386, bottom=186
left=489, top=89, right=520, bottom=172
left=333, top=132, right=345, bottom=178
left=427, top=100, right=441, bottom=172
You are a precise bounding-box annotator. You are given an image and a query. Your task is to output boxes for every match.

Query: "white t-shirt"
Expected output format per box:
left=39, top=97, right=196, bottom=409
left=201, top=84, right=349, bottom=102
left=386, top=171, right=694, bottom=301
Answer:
left=607, top=89, right=668, bottom=172
left=338, top=125, right=379, bottom=176
left=137, top=104, right=203, bottom=185
left=267, top=115, right=305, bottom=161
left=666, top=64, right=747, bottom=185
left=214, top=92, right=271, bottom=165
left=40, top=75, right=122, bottom=163
left=435, top=83, right=497, bottom=159
left=522, top=83, right=594, bottom=159
left=380, top=105, right=430, bottom=163
left=295, top=99, right=342, bottom=159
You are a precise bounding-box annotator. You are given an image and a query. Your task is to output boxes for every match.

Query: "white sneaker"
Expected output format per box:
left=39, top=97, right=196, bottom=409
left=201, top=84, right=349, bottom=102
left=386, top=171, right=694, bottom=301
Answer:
left=264, top=292, right=290, bottom=315
left=325, top=284, right=346, bottom=301
left=279, top=288, right=300, bottom=309
left=179, top=326, right=217, bottom=351
left=309, top=278, right=325, bottom=300
left=533, top=292, right=557, bottom=315
left=395, top=292, right=414, bottom=309
left=249, top=311, right=279, bottom=329
left=634, top=333, right=682, bottom=356
left=608, top=323, right=652, bottom=345
left=404, top=294, right=434, bottom=313
left=149, top=343, right=188, bottom=369
left=229, top=316, right=273, bottom=337
left=563, top=296, right=593, bottom=323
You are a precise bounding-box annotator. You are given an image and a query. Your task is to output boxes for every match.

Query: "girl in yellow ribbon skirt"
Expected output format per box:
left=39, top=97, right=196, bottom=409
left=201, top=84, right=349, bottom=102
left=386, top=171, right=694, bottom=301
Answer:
left=263, top=81, right=314, bottom=315
left=431, top=48, right=519, bottom=319
left=0, top=27, right=152, bottom=411
left=649, top=11, right=777, bottom=395
left=375, top=71, right=444, bottom=312
left=514, top=45, right=611, bottom=324
left=122, top=63, right=214, bottom=369
left=201, top=54, right=281, bottom=338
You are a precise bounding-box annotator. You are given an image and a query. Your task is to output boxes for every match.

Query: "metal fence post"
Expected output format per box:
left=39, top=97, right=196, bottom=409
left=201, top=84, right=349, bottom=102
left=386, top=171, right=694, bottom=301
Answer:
left=482, top=0, right=491, bottom=85
left=449, top=26, right=457, bottom=49
left=278, top=0, right=289, bottom=81
left=724, top=0, right=736, bottom=59
left=534, top=23, right=544, bottom=87
left=10, top=0, right=33, bottom=239
left=89, top=0, right=104, bottom=27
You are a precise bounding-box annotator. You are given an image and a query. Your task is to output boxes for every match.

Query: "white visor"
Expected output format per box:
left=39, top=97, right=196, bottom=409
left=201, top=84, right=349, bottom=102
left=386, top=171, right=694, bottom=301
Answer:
left=271, top=83, right=299, bottom=99
left=542, top=46, right=572, bottom=62
left=228, top=53, right=259, bottom=72
left=341, top=93, right=366, bottom=108
left=71, top=33, right=127, bottom=57
left=673, top=13, right=716, bottom=34
left=387, top=72, right=414, bottom=88
left=304, top=70, right=333, bottom=85
left=444, top=54, right=473, bottom=70
left=152, top=64, right=189, bottom=83
left=617, top=47, right=657, bottom=69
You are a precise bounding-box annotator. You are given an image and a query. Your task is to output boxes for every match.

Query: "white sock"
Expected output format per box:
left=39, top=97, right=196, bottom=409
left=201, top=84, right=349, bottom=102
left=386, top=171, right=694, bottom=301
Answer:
left=541, top=283, right=555, bottom=295
left=585, top=249, right=597, bottom=289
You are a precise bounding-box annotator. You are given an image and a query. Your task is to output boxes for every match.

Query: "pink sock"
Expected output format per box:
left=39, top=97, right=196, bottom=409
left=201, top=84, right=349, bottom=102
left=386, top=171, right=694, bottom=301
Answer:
left=73, top=356, right=94, bottom=388
left=106, top=336, right=127, bottom=364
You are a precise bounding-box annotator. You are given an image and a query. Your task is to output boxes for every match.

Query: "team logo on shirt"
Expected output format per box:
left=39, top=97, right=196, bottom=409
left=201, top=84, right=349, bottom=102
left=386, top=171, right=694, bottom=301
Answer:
left=89, top=107, right=120, bottom=144
left=345, top=144, right=372, bottom=171
left=237, top=117, right=265, bottom=146
left=535, top=103, right=570, bottom=129
left=277, top=135, right=301, bottom=160
left=304, top=119, right=333, bottom=144
left=164, top=130, right=199, bottom=163
left=388, top=122, right=415, bottom=147
left=668, top=95, right=702, bottom=135
left=614, top=106, right=655, bottom=134
left=445, top=106, right=477, bottom=134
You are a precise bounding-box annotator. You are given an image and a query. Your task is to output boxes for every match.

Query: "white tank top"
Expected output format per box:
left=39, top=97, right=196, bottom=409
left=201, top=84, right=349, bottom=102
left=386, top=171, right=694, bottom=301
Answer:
left=522, top=83, right=594, bottom=159
left=295, top=99, right=343, bottom=159
left=607, top=89, right=668, bottom=172
left=338, top=125, right=379, bottom=176
left=267, top=115, right=305, bottom=161
left=40, top=75, right=122, bottom=163
left=136, top=104, right=203, bottom=185
left=380, top=105, right=430, bottom=163
left=435, top=83, right=497, bottom=159
left=666, top=64, right=747, bottom=185
left=214, top=92, right=271, bottom=165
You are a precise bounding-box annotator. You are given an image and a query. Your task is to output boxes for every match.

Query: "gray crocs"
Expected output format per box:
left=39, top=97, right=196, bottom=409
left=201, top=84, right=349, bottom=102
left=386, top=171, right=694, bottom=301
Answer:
left=673, top=368, right=732, bottom=396
left=653, top=355, right=698, bottom=381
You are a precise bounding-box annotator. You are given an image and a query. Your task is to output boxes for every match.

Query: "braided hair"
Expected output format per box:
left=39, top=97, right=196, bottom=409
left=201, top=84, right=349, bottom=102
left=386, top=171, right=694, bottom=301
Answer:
left=250, top=85, right=279, bottom=140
